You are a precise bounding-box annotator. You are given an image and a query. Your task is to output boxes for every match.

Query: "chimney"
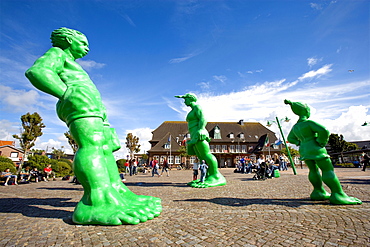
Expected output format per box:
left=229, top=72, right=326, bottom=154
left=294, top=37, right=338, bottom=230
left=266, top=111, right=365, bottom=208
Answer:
left=238, top=119, right=244, bottom=125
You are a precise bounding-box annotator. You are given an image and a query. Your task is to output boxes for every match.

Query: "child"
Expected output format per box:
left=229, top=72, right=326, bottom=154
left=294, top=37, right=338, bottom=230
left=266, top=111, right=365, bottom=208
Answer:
left=199, top=160, right=208, bottom=183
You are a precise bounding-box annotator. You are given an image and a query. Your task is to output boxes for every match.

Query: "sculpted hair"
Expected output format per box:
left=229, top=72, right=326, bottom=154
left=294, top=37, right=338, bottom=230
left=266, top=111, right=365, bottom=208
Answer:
left=50, top=27, right=85, bottom=49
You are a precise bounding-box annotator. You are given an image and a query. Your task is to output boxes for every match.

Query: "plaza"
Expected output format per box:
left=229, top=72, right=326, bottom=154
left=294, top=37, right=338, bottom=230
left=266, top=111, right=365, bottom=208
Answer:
left=0, top=168, right=369, bottom=246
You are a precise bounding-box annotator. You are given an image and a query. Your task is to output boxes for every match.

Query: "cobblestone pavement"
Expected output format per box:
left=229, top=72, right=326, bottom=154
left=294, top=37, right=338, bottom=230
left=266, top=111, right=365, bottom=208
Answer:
left=0, top=168, right=369, bottom=247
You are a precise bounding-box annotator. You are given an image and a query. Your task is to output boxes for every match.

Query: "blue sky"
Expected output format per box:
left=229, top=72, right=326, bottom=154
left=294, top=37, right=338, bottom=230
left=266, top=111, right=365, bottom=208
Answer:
left=1, top=0, right=369, bottom=158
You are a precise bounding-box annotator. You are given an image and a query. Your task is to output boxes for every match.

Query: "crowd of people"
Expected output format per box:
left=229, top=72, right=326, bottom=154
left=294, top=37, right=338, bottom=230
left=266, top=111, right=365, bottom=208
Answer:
left=1, top=164, right=56, bottom=186
left=234, top=153, right=290, bottom=179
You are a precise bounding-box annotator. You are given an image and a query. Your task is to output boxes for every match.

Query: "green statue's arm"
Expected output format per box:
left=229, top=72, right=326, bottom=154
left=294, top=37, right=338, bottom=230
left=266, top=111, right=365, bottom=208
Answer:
left=25, top=47, right=67, bottom=99
left=193, top=104, right=210, bottom=142
left=287, top=130, right=300, bottom=146
left=307, top=120, right=330, bottom=147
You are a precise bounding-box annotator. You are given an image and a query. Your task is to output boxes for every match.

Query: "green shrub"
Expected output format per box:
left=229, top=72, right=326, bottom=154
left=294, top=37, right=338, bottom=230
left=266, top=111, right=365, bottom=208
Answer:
left=53, top=161, right=72, bottom=177
left=0, top=162, right=17, bottom=173
left=334, top=163, right=354, bottom=168
left=0, top=156, right=14, bottom=164
left=26, top=154, right=51, bottom=169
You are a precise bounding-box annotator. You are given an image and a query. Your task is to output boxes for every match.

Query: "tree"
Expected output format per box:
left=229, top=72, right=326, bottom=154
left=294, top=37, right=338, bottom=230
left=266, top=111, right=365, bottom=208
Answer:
left=12, top=112, right=45, bottom=172
left=125, top=133, right=141, bottom=159
left=64, top=131, right=78, bottom=154
left=52, top=147, right=66, bottom=159
left=328, top=134, right=359, bottom=163
left=281, top=146, right=299, bottom=157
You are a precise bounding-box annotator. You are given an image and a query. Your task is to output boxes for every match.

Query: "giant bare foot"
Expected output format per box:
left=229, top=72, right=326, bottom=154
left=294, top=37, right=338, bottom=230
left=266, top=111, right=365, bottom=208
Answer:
left=188, top=172, right=226, bottom=188
left=329, top=192, right=362, bottom=205
left=72, top=186, right=162, bottom=225
left=310, top=188, right=330, bottom=201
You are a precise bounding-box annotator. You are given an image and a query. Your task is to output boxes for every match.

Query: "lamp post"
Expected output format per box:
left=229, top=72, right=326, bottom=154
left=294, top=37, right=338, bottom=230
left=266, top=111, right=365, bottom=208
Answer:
left=267, top=117, right=297, bottom=175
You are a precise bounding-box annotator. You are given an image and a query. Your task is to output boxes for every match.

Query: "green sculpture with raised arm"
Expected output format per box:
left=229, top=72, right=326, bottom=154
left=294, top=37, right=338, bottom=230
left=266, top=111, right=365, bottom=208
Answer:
left=25, top=27, right=162, bottom=225
left=284, top=99, right=361, bottom=205
left=175, top=93, right=226, bottom=188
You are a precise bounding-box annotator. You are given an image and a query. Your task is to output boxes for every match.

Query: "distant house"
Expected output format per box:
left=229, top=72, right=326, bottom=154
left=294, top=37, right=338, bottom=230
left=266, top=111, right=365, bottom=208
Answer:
left=0, top=144, right=25, bottom=166
left=148, top=120, right=283, bottom=168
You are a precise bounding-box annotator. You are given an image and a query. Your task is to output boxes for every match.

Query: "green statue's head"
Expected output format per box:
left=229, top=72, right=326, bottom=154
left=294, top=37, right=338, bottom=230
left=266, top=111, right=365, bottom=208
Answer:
left=175, top=93, right=197, bottom=102
left=51, top=27, right=86, bottom=50
left=284, top=99, right=310, bottom=118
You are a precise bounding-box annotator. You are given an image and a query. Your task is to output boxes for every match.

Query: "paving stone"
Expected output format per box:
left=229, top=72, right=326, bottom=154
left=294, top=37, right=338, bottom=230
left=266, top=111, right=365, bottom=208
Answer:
left=0, top=168, right=369, bottom=246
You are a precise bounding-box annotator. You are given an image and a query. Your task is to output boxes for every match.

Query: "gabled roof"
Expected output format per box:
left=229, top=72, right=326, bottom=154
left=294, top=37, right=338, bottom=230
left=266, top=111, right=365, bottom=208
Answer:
left=150, top=132, right=182, bottom=152
left=0, top=145, right=24, bottom=153
left=150, top=121, right=277, bottom=143
left=0, top=140, right=15, bottom=146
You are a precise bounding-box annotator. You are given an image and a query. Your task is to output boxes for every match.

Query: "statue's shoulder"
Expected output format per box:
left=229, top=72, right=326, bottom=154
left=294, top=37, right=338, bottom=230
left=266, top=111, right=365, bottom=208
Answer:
left=42, top=47, right=67, bottom=59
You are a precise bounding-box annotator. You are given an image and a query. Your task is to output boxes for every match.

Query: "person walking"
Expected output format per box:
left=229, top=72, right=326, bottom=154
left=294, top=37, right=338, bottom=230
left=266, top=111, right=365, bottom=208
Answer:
left=199, top=160, right=208, bottom=183
left=361, top=152, right=369, bottom=171
left=161, top=158, right=170, bottom=177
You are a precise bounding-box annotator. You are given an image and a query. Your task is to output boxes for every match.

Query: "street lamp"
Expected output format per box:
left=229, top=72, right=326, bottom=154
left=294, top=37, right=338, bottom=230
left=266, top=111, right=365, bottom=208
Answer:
left=267, top=116, right=297, bottom=175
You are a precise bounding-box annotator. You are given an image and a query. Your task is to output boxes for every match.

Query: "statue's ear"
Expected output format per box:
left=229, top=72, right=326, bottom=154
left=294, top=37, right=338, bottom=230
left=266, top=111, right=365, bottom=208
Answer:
left=66, top=36, right=73, bottom=45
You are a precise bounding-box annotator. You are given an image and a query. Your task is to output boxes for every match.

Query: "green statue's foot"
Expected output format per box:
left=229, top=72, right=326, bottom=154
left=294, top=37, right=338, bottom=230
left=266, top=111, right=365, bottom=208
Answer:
left=329, top=192, right=362, bottom=205
left=188, top=173, right=226, bottom=188
left=72, top=187, right=162, bottom=225
left=310, top=189, right=331, bottom=201
left=187, top=179, right=200, bottom=186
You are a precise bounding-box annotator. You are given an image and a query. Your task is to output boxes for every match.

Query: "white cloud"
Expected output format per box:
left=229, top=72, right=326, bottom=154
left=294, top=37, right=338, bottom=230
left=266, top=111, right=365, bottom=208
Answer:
left=0, top=85, right=40, bottom=112
left=310, top=3, right=322, bottom=10
left=198, top=81, right=210, bottom=90
left=298, top=64, right=332, bottom=81
left=307, top=57, right=322, bottom=67
left=0, top=119, right=19, bottom=141
left=76, top=59, right=105, bottom=72
left=213, top=75, right=227, bottom=84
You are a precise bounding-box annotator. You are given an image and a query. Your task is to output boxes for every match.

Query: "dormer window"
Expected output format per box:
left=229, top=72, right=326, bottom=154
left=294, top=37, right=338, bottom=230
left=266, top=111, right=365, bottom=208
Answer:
left=213, top=125, right=221, bottom=139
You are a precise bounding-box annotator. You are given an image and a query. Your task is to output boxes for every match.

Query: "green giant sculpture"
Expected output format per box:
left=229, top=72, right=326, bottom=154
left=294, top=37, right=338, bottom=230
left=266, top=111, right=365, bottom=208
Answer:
left=175, top=93, right=226, bottom=188
left=284, top=100, right=361, bottom=205
left=25, top=27, right=162, bottom=225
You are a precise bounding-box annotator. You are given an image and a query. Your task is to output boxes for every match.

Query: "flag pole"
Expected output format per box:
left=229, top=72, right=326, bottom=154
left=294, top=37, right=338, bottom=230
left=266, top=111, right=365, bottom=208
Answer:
left=276, top=117, right=297, bottom=175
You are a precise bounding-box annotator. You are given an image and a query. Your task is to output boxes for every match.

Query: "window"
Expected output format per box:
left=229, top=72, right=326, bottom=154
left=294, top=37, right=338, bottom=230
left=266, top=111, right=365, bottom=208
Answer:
left=230, top=145, right=235, bottom=153
left=241, top=145, right=247, bottom=153
left=222, top=145, right=227, bottom=153
left=210, top=145, right=215, bottom=152
left=190, top=156, right=197, bottom=164
left=160, top=156, right=166, bottom=163
left=10, top=152, right=18, bottom=158
left=215, top=145, right=221, bottom=153
left=175, top=156, right=181, bottom=164
left=163, top=143, right=170, bottom=149
left=235, top=145, right=239, bottom=153
left=213, top=126, right=221, bottom=139
left=168, top=156, right=174, bottom=164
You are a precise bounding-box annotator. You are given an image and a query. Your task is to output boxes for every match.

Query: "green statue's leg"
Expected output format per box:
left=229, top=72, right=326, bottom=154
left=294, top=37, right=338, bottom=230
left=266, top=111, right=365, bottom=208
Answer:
left=102, top=126, right=162, bottom=215
left=316, top=158, right=362, bottom=205
left=305, top=160, right=330, bottom=200
left=189, top=141, right=226, bottom=188
left=70, top=118, right=161, bottom=225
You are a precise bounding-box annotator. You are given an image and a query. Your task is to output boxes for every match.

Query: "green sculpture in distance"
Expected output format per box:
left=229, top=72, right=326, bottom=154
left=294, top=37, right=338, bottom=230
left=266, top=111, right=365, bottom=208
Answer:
left=25, top=27, right=162, bottom=225
left=284, top=99, right=361, bottom=205
left=175, top=93, right=226, bottom=188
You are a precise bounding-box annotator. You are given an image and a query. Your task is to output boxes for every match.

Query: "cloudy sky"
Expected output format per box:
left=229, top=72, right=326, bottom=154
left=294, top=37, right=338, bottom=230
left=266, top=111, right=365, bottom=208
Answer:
left=1, top=0, right=369, bottom=158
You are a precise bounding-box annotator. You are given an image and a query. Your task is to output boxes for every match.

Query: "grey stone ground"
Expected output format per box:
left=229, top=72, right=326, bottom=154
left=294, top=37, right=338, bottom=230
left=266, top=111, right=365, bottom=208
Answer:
left=0, top=167, right=369, bottom=247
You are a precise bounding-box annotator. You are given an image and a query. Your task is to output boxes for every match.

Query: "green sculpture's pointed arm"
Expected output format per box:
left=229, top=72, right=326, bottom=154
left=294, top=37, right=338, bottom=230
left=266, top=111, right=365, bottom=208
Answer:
left=287, top=130, right=300, bottom=146
left=25, top=47, right=67, bottom=99
left=308, top=120, right=330, bottom=147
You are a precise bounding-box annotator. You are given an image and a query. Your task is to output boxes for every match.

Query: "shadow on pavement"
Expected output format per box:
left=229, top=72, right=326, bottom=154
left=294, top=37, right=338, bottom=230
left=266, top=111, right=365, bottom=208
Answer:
left=37, top=187, right=83, bottom=191
left=175, top=197, right=325, bottom=208
left=124, top=182, right=188, bottom=188
left=0, top=197, right=75, bottom=219
left=340, top=178, right=370, bottom=185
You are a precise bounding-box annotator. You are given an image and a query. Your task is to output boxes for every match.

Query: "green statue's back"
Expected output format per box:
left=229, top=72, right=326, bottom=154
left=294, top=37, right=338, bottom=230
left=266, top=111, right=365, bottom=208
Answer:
left=26, top=27, right=162, bottom=225
left=176, top=93, right=226, bottom=188
left=285, top=99, right=361, bottom=205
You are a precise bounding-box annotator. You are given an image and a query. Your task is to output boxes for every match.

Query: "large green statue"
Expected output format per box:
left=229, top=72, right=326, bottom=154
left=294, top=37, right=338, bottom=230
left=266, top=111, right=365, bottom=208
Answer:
left=284, top=100, right=361, bottom=205
left=25, top=27, right=162, bottom=225
left=175, top=93, right=226, bottom=188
